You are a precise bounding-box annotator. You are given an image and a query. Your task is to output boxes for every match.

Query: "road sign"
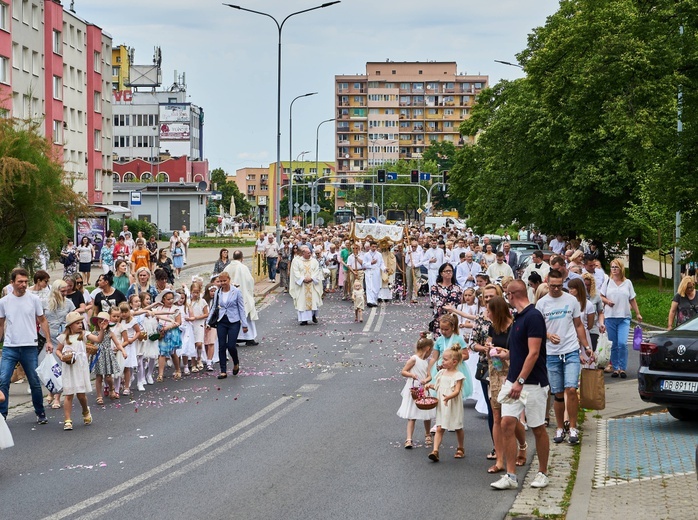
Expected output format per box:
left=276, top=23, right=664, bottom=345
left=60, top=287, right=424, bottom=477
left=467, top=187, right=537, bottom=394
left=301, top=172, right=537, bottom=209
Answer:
left=367, top=217, right=377, bottom=223
left=317, top=217, right=325, bottom=226
left=377, top=215, right=387, bottom=223
left=294, top=202, right=300, bottom=209
left=419, top=172, right=431, bottom=181
left=130, top=191, right=142, bottom=205
left=416, top=208, right=423, bottom=215
left=387, top=172, right=398, bottom=180
left=311, top=204, right=321, bottom=214
left=300, top=203, right=311, bottom=214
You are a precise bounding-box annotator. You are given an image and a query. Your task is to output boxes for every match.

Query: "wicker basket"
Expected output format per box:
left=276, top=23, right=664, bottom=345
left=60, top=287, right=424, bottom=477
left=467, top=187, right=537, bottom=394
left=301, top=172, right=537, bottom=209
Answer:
left=85, top=343, right=98, bottom=356
left=414, top=396, right=438, bottom=410
left=410, top=387, right=420, bottom=400
left=61, top=351, right=76, bottom=365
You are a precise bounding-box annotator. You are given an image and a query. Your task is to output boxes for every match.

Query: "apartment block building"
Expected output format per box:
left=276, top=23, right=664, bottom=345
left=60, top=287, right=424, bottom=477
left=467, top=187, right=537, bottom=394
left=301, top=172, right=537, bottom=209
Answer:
left=0, top=0, right=113, bottom=204
left=334, top=61, right=487, bottom=206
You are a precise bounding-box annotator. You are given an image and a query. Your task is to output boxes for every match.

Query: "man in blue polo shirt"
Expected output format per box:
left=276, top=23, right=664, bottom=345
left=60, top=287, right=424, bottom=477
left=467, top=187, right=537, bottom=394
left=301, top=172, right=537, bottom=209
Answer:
left=491, top=280, right=550, bottom=491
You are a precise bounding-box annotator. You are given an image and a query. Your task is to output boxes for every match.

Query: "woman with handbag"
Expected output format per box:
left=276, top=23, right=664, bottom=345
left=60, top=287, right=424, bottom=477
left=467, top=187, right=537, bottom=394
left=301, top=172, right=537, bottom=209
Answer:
left=209, top=272, right=248, bottom=379
left=42, top=280, right=76, bottom=409
left=601, top=259, right=642, bottom=378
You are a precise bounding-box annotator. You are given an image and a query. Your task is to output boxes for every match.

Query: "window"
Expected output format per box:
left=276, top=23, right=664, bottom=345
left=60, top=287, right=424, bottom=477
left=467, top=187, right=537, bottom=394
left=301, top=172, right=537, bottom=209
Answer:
left=94, top=169, right=102, bottom=191
left=94, top=91, right=101, bottom=112
left=53, top=120, right=62, bottom=144
left=52, top=75, right=62, bottom=100
left=21, top=46, right=28, bottom=72
left=21, top=0, right=28, bottom=24
left=31, top=51, right=38, bottom=75
left=94, top=129, right=101, bottom=150
left=0, top=2, right=8, bottom=31
left=30, top=3, right=37, bottom=29
left=11, top=0, right=17, bottom=20
left=11, top=42, right=17, bottom=68
left=444, top=109, right=454, bottom=116
left=0, top=55, right=7, bottom=84
left=93, top=51, right=101, bottom=72
left=53, top=30, right=62, bottom=54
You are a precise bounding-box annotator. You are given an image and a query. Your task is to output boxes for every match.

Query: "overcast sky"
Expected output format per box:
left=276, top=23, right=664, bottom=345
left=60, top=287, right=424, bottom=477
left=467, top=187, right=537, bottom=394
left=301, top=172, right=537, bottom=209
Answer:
left=77, top=0, right=561, bottom=174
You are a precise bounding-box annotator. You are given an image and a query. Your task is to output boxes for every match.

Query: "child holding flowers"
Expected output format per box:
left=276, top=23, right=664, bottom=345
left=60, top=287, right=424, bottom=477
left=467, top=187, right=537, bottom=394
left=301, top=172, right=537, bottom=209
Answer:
left=397, top=332, right=435, bottom=448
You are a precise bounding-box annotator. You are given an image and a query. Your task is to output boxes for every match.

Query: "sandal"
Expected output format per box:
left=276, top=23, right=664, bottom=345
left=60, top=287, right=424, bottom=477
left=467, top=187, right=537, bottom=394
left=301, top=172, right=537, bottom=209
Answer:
left=156, top=376, right=163, bottom=383
left=63, top=419, right=73, bottom=431
left=604, top=365, right=614, bottom=373
left=611, top=371, right=620, bottom=378
left=82, top=408, right=92, bottom=425
left=516, top=442, right=528, bottom=466
left=486, top=449, right=497, bottom=460
left=51, top=401, right=61, bottom=409
left=109, top=391, right=119, bottom=400
left=428, top=450, right=439, bottom=462
left=425, top=434, right=433, bottom=447
left=454, top=448, right=465, bottom=459
left=96, top=396, right=104, bottom=405
left=488, top=464, right=505, bottom=473
left=404, top=439, right=413, bottom=449
left=173, top=371, right=182, bottom=380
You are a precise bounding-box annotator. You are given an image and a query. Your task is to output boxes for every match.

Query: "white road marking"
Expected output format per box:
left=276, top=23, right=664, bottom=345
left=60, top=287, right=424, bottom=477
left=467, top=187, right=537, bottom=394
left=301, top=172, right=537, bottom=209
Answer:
left=314, top=372, right=335, bottom=380
left=362, top=305, right=377, bottom=333
left=374, top=302, right=386, bottom=332
left=296, top=384, right=320, bottom=392
left=351, top=344, right=365, bottom=350
left=43, top=396, right=302, bottom=520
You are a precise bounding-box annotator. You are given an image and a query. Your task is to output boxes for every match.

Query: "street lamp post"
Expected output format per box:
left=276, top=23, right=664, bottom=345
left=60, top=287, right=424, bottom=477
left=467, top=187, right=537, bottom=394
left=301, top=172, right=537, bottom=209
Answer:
left=296, top=150, right=310, bottom=226
left=313, top=117, right=335, bottom=227
left=224, top=1, right=341, bottom=243
left=151, top=126, right=160, bottom=236
left=289, top=92, right=317, bottom=222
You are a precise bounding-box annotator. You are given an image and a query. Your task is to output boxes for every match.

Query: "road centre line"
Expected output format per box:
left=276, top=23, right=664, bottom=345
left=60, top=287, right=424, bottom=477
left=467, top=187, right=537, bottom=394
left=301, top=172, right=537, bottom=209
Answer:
left=43, top=396, right=301, bottom=520
left=362, top=306, right=377, bottom=333
left=374, top=303, right=386, bottom=332
left=314, top=372, right=335, bottom=380
left=296, top=384, right=320, bottom=392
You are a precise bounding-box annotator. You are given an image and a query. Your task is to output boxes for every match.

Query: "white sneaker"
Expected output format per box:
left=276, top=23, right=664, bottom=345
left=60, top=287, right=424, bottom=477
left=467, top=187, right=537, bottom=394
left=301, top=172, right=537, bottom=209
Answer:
left=206, top=364, right=214, bottom=372
left=146, top=374, right=154, bottom=385
left=183, top=366, right=190, bottom=375
left=137, top=383, right=145, bottom=392
left=530, top=472, right=549, bottom=488
left=491, top=474, right=518, bottom=490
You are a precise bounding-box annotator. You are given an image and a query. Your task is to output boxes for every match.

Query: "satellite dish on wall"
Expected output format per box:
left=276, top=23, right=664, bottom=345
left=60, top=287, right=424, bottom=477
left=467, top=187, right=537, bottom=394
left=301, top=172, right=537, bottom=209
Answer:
left=197, top=181, right=207, bottom=191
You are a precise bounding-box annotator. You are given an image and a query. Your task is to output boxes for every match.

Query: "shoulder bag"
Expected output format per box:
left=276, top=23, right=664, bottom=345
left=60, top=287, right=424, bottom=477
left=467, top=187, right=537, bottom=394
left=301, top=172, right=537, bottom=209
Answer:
left=207, top=289, right=220, bottom=328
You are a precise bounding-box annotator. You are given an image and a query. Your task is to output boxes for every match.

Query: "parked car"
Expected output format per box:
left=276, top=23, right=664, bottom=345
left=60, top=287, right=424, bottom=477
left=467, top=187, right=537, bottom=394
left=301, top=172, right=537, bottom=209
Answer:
left=502, top=242, right=555, bottom=279
left=638, top=318, right=698, bottom=421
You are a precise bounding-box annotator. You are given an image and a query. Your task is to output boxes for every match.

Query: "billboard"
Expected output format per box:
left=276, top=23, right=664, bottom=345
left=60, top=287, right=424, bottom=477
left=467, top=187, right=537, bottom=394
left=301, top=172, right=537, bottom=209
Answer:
left=75, top=217, right=107, bottom=261
left=160, top=122, right=190, bottom=140
left=160, top=104, right=190, bottom=123
left=127, top=65, right=162, bottom=87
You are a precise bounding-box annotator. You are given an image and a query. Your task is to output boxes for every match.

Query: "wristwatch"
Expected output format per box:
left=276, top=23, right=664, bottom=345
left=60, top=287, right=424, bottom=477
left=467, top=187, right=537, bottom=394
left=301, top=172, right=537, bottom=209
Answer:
left=517, top=377, right=525, bottom=385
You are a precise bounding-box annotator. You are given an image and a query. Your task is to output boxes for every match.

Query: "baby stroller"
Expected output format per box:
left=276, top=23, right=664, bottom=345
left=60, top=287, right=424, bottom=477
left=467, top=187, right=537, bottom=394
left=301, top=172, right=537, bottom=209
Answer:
left=417, top=267, right=429, bottom=297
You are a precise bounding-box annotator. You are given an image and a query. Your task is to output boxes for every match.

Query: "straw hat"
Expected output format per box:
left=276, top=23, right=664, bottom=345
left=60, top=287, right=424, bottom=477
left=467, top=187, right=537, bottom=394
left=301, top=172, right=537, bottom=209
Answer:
left=156, top=289, right=180, bottom=305
left=90, top=311, right=111, bottom=327
left=64, top=311, right=84, bottom=329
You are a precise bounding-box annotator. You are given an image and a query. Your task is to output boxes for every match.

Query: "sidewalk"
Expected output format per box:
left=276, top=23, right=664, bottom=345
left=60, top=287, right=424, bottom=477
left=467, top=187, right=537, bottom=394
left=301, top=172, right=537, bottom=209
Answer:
left=3, top=245, right=280, bottom=419
left=507, top=380, right=698, bottom=519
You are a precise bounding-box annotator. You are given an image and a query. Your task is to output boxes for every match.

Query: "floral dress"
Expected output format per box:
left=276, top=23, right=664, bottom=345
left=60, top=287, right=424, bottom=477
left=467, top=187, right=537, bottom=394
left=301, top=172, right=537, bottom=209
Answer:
left=158, top=308, right=181, bottom=356
left=93, top=329, right=120, bottom=376
left=61, top=245, right=78, bottom=276
left=429, top=283, right=463, bottom=337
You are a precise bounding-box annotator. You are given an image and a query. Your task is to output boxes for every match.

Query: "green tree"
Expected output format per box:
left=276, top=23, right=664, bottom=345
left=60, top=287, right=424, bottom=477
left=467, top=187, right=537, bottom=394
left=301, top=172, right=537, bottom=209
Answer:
left=0, top=118, right=88, bottom=281
left=453, top=0, right=688, bottom=277
left=210, top=167, right=250, bottom=217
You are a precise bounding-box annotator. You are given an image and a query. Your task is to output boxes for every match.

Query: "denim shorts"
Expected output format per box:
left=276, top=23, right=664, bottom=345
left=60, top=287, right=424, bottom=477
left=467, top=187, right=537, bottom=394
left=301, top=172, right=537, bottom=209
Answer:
left=546, top=351, right=581, bottom=394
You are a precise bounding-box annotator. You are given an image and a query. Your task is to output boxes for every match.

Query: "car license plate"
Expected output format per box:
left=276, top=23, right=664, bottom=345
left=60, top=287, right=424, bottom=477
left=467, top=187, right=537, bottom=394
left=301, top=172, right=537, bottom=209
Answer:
left=661, top=380, right=698, bottom=393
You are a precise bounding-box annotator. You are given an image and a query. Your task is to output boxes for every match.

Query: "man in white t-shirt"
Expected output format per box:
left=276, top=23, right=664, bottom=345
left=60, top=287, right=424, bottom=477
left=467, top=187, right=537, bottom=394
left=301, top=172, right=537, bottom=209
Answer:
left=535, top=270, right=592, bottom=446
left=548, top=234, right=566, bottom=255
left=180, top=225, right=190, bottom=265
left=0, top=268, right=53, bottom=423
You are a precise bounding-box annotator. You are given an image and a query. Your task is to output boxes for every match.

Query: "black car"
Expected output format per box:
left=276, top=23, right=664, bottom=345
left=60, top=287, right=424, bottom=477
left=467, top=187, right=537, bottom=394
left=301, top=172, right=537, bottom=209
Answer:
left=638, top=317, right=698, bottom=420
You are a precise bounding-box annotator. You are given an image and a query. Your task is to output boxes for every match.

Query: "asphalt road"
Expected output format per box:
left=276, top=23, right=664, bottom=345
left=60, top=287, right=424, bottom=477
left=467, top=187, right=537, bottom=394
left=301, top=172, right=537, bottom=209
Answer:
left=2, top=292, right=526, bottom=520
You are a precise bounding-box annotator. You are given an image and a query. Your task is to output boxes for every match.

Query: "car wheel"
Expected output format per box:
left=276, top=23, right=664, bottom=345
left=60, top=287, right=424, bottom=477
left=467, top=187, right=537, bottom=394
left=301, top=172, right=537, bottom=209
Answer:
left=667, top=407, right=696, bottom=421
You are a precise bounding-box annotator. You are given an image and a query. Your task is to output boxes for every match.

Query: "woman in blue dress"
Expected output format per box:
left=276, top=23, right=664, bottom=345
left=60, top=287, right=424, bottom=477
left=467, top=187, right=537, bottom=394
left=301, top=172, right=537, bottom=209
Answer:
left=172, top=241, right=184, bottom=279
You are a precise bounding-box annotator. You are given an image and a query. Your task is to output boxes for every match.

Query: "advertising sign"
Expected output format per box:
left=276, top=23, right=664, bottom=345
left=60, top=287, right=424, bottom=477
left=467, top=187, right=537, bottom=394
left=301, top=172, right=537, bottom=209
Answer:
left=160, top=104, right=190, bottom=123
left=160, top=122, right=190, bottom=140
left=75, top=217, right=107, bottom=262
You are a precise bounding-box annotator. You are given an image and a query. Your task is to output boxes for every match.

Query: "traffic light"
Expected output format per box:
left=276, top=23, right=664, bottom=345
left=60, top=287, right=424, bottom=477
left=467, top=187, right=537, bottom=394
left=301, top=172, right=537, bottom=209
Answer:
left=363, top=179, right=371, bottom=190
left=410, top=169, right=419, bottom=183
left=441, top=170, right=449, bottom=191
left=377, top=169, right=386, bottom=183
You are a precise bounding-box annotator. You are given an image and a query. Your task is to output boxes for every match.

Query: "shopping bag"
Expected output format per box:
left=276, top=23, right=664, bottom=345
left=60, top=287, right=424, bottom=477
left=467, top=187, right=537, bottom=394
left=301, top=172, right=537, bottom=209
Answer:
left=595, top=333, right=611, bottom=368
left=35, top=354, right=63, bottom=394
left=0, top=415, right=14, bottom=449
left=632, top=325, right=643, bottom=351
left=579, top=367, right=605, bottom=410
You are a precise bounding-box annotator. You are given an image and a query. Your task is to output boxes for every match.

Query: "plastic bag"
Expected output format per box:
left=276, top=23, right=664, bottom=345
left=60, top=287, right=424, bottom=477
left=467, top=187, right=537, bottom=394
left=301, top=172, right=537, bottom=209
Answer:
left=595, top=333, right=611, bottom=368
left=35, top=354, right=62, bottom=394
left=633, top=325, right=643, bottom=351
left=0, top=415, right=14, bottom=449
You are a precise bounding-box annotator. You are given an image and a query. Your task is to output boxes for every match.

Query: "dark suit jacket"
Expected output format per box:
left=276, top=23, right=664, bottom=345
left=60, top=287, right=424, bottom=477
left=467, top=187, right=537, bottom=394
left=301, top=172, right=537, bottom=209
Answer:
left=504, top=251, right=518, bottom=270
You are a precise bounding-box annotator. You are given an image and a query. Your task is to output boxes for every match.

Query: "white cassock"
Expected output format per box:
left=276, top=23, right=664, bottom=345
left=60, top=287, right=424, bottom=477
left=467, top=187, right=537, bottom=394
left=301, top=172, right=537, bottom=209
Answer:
left=289, top=256, right=323, bottom=322
left=455, top=260, right=481, bottom=288
left=362, top=251, right=385, bottom=305
left=422, top=247, right=444, bottom=289
left=378, top=250, right=396, bottom=301
left=223, top=260, right=259, bottom=341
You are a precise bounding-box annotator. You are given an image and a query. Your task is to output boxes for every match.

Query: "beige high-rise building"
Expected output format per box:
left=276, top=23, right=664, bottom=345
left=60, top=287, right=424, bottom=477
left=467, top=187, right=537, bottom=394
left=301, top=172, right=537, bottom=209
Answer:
left=334, top=61, right=487, bottom=206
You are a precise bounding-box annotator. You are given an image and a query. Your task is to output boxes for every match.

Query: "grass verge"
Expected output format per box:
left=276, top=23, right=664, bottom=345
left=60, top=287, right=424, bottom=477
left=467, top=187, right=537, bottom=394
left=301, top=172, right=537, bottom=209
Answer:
left=190, top=237, right=256, bottom=248
left=631, top=273, right=673, bottom=329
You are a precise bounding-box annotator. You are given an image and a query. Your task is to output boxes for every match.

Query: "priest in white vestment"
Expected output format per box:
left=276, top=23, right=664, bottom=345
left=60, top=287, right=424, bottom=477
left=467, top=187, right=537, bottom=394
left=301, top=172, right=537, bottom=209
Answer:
left=223, top=250, right=259, bottom=345
left=362, top=241, right=385, bottom=307
left=289, top=246, right=323, bottom=325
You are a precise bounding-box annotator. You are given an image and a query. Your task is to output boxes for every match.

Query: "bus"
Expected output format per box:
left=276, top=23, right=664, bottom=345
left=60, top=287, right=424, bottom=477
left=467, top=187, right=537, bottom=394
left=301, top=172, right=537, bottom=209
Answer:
left=385, top=209, right=407, bottom=224
left=334, top=209, right=354, bottom=225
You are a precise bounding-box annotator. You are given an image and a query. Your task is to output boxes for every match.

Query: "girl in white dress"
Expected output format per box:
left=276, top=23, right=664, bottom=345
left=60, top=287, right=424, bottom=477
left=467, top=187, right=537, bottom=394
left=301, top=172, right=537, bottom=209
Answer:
left=56, top=311, right=94, bottom=431
left=425, top=344, right=466, bottom=462
left=187, top=283, right=209, bottom=372
left=397, top=333, right=435, bottom=448
left=138, top=292, right=174, bottom=384
left=119, top=302, right=142, bottom=396
left=352, top=281, right=365, bottom=322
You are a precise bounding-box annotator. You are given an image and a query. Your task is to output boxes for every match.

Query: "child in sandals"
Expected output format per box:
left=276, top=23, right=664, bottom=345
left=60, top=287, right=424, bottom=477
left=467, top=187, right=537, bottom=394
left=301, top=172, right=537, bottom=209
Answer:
left=91, top=308, right=126, bottom=404
left=56, top=312, right=95, bottom=430
left=397, top=332, right=435, bottom=448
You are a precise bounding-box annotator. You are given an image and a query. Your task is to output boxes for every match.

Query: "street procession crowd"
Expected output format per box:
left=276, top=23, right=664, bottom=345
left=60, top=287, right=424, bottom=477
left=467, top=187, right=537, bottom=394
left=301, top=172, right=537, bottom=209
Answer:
left=0, top=218, right=648, bottom=491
